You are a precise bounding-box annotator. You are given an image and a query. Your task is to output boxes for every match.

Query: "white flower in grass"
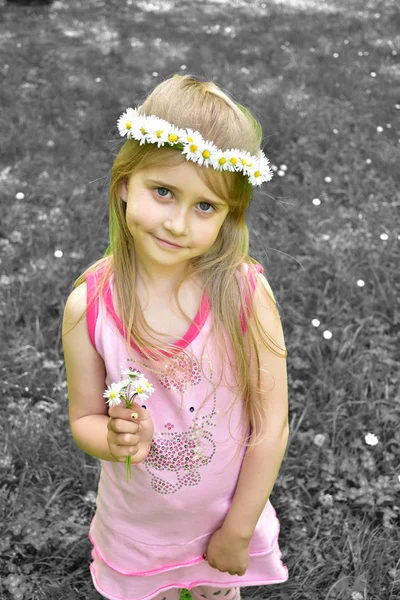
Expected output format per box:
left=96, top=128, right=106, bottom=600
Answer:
left=103, top=381, right=125, bottom=406
left=365, top=432, right=379, bottom=446
left=314, top=433, right=326, bottom=447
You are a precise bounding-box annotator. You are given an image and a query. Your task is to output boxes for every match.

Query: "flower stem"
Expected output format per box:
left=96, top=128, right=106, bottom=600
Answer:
left=124, top=392, right=137, bottom=481
left=126, top=455, right=132, bottom=481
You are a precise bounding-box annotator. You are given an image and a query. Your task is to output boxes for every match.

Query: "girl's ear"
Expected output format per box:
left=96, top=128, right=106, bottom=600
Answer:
left=119, top=177, right=129, bottom=202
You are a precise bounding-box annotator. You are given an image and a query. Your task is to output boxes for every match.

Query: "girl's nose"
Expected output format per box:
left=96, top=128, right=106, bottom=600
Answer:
left=163, top=208, right=189, bottom=236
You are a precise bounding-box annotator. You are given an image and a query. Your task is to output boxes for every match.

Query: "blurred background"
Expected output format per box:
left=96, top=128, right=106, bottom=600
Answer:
left=0, top=0, right=399, bottom=598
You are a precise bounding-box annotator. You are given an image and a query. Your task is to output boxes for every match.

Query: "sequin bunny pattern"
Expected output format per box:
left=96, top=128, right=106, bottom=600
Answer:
left=122, top=354, right=219, bottom=495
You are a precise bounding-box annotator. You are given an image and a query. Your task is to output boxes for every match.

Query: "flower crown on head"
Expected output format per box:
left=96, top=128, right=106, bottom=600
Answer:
left=117, top=107, right=274, bottom=187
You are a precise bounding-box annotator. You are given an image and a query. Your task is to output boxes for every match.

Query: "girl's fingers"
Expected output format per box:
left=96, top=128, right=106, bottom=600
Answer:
left=108, top=418, right=139, bottom=435
left=109, top=431, right=140, bottom=447
left=110, top=445, right=139, bottom=460
left=108, top=403, right=145, bottom=421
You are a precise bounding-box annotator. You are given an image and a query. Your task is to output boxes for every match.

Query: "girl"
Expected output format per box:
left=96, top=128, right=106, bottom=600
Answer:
left=62, top=74, right=289, bottom=600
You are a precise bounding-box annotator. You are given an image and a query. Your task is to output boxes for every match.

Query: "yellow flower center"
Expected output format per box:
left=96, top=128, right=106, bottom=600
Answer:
left=144, top=382, right=151, bottom=388
left=187, top=136, right=193, bottom=142
left=110, top=391, right=116, bottom=398
left=202, top=149, right=211, bottom=159
left=189, top=144, right=198, bottom=153
left=168, top=133, right=179, bottom=143
left=156, top=129, right=163, bottom=138
left=230, top=157, right=237, bottom=165
left=136, top=386, right=143, bottom=394
left=126, top=121, right=132, bottom=130
left=218, top=157, right=227, bottom=165
left=241, top=158, right=247, bottom=166
left=254, top=170, right=261, bottom=178
left=140, top=127, right=147, bottom=135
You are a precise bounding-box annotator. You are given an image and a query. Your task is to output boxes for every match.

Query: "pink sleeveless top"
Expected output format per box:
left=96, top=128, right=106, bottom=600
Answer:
left=84, top=261, right=288, bottom=600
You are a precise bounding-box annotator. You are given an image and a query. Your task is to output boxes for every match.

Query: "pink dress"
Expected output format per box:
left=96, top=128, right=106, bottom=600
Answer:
left=84, top=261, right=289, bottom=600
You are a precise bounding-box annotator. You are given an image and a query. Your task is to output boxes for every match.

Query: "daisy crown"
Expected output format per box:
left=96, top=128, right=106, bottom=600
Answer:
left=117, top=107, right=274, bottom=187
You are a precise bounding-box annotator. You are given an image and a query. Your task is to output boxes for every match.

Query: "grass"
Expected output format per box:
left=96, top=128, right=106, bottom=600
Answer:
left=0, top=0, right=399, bottom=598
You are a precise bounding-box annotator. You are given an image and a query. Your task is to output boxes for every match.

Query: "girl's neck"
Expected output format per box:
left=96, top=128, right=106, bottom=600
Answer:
left=136, top=269, right=203, bottom=297
left=131, top=249, right=196, bottom=294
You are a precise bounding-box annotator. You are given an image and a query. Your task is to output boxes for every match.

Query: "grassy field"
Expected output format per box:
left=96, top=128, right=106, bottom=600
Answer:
left=0, top=0, right=399, bottom=598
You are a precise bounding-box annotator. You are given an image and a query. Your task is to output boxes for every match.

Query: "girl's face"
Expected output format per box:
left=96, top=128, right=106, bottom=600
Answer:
left=119, top=160, right=230, bottom=274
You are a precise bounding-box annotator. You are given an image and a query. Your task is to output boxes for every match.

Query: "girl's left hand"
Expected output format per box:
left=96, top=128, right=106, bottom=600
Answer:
left=203, top=527, right=250, bottom=576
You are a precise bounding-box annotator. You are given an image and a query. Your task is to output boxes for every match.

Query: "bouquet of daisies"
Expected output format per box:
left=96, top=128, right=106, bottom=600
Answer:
left=103, top=368, right=155, bottom=481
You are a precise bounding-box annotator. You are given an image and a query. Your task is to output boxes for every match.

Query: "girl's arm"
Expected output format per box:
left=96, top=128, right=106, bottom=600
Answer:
left=62, top=283, right=154, bottom=464
left=62, top=282, right=118, bottom=461
left=221, top=273, right=289, bottom=540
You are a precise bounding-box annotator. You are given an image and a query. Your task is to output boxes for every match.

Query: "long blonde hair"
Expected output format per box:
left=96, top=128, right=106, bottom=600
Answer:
left=71, top=74, right=287, bottom=464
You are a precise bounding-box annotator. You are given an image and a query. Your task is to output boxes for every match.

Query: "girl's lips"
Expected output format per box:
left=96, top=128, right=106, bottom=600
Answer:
left=154, top=236, right=183, bottom=249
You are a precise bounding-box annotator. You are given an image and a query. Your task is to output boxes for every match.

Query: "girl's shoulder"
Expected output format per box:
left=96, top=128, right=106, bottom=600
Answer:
left=79, top=256, right=114, bottom=300
left=238, top=261, right=277, bottom=304
left=63, top=280, right=88, bottom=329
left=64, top=256, right=114, bottom=325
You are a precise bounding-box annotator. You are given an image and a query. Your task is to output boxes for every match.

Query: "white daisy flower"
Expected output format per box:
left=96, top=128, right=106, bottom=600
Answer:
left=121, top=368, right=143, bottom=381
left=365, top=432, right=379, bottom=446
left=223, top=148, right=247, bottom=173
left=166, top=124, right=185, bottom=146
left=181, top=129, right=206, bottom=161
left=142, top=380, right=155, bottom=395
left=117, top=108, right=139, bottom=137
left=235, top=150, right=254, bottom=175
left=119, top=377, right=133, bottom=390
left=192, top=139, right=219, bottom=168
left=245, top=150, right=274, bottom=185
left=103, top=381, right=124, bottom=406
left=129, top=113, right=152, bottom=145
left=259, top=148, right=272, bottom=171
left=209, top=148, right=231, bottom=173
left=131, top=380, right=150, bottom=401
left=145, top=116, right=171, bottom=147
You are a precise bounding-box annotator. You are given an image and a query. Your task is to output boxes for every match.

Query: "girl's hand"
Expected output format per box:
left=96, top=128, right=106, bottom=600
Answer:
left=107, top=402, right=154, bottom=463
left=203, top=527, right=250, bottom=576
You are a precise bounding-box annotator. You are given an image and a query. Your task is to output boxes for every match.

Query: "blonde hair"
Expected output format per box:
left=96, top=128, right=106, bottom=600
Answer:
left=71, top=74, right=287, bottom=466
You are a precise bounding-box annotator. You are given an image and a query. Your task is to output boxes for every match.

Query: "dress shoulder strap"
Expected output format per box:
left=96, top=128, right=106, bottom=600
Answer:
left=85, top=267, right=108, bottom=350
left=84, top=269, right=99, bottom=350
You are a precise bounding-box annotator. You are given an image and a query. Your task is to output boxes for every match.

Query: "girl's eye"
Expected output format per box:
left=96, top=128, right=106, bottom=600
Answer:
left=197, top=202, right=215, bottom=214
left=155, top=187, right=172, bottom=199
left=154, top=187, right=216, bottom=214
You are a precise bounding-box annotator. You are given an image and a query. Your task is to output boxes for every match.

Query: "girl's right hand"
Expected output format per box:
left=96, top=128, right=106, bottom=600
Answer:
left=107, top=403, right=154, bottom=463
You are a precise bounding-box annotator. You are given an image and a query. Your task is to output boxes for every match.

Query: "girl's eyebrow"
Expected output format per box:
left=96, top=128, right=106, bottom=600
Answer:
left=146, top=178, right=226, bottom=206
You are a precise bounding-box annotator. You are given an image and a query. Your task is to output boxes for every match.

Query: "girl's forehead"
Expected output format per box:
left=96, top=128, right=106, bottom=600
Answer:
left=138, top=163, right=209, bottom=188
left=142, top=160, right=200, bottom=178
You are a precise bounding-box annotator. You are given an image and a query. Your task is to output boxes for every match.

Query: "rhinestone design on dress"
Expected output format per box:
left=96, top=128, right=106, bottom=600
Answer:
left=159, top=352, right=201, bottom=392
left=120, top=355, right=219, bottom=495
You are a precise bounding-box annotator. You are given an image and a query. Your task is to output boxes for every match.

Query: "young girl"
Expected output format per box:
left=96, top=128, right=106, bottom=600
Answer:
left=62, top=74, right=289, bottom=600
